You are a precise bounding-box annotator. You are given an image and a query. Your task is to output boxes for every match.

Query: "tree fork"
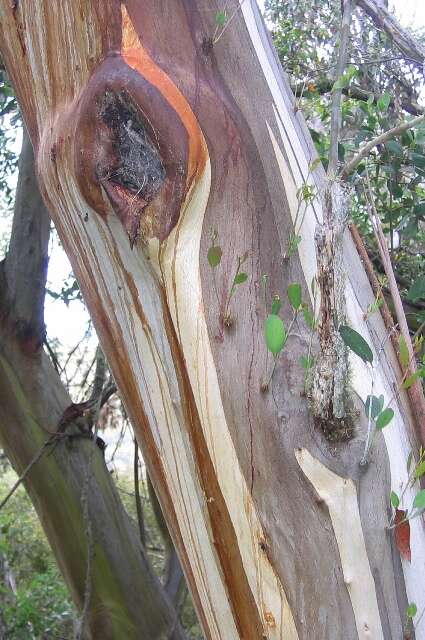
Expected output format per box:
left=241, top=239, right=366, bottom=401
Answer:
left=1, top=1, right=424, bottom=638
left=0, top=130, right=186, bottom=640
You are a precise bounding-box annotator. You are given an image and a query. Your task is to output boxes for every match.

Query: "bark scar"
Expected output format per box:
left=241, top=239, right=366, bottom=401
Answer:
left=97, top=89, right=166, bottom=246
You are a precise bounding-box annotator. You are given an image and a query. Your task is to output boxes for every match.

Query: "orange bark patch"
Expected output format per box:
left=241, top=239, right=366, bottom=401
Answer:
left=394, top=509, right=411, bottom=562
left=120, top=4, right=207, bottom=189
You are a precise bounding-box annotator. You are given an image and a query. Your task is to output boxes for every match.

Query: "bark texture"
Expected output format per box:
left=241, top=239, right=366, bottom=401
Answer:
left=0, top=2, right=424, bottom=639
left=0, top=132, right=185, bottom=640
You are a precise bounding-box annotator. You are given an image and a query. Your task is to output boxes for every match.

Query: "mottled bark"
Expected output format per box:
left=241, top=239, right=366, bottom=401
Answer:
left=0, top=132, right=185, bottom=640
left=0, top=2, right=424, bottom=639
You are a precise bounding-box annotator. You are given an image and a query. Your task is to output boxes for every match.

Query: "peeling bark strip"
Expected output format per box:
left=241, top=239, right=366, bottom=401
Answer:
left=310, top=183, right=353, bottom=440
left=295, top=448, right=383, bottom=639
left=1, top=0, right=425, bottom=638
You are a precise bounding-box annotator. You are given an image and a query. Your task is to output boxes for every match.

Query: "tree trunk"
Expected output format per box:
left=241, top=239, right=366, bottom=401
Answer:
left=0, top=1, right=424, bottom=638
left=0, top=131, right=185, bottom=639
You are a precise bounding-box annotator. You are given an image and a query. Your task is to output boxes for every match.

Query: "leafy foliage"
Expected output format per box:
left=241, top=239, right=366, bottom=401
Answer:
left=0, top=68, right=19, bottom=207
left=0, top=473, right=76, bottom=638
left=0, top=468, right=203, bottom=639
left=268, top=0, right=425, bottom=343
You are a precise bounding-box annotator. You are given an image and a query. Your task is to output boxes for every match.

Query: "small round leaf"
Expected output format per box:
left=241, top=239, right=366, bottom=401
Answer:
left=287, top=283, right=302, bottom=310
left=390, top=491, right=400, bottom=509
left=365, top=395, right=384, bottom=420
left=215, top=10, right=227, bottom=26
left=376, top=408, right=394, bottom=429
left=271, top=295, right=282, bottom=316
left=414, top=460, right=425, bottom=480
left=413, top=489, right=425, bottom=510
left=398, top=335, right=410, bottom=369
left=234, top=272, right=248, bottom=285
left=207, top=246, right=222, bottom=268
left=339, top=325, right=373, bottom=363
left=265, top=314, right=287, bottom=355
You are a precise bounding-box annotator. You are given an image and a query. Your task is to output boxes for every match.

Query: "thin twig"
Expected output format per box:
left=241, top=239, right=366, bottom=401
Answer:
left=133, top=437, right=146, bottom=547
left=107, top=419, right=128, bottom=467
left=341, top=113, right=425, bottom=178
left=89, top=345, right=107, bottom=440
left=0, top=438, right=55, bottom=510
left=44, top=338, right=61, bottom=374
left=328, top=0, right=353, bottom=177
left=360, top=369, right=375, bottom=466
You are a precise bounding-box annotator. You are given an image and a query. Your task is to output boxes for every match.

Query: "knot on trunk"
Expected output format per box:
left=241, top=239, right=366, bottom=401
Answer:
left=97, top=89, right=166, bottom=246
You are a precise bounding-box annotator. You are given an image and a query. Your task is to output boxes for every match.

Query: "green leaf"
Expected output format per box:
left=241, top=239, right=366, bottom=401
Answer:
left=407, top=603, right=417, bottom=619
left=271, top=296, right=282, bottom=316
left=414, top=460, right=425, bottom=480
left=407, top=451, right=414, bottom=473
left=339, top=325, right=373, bottom=363
left=309, top=157, right=321, bottom=172
left=300, top=355, right=314, bottom=370
left=233, top=272, right=248, bottom=285
left=302, top=305, right=315, bottom=328
left=377, top=93, right=391, bottom=112
left=413, top=202, right=425, bottom=217
left=376, top=408, right=394, bottom=429
left=399, top=335, right=410, bottom=368
left=333, top=77, right=348, bottom=90
left=333, top=71, right=352, bottom=90
left=366, top=298, right=384, bottom=315
left=407, top=276, right=425, bottom=303
left=265, top=314, right=287, bottom=355
left=410, top=152, right=425, bottom=169
left=385, top=140, right=403, bottom=157
left=215, top=10, right=227, bottom=26
left=365, top=395, right=384, bottom=420
left=287, top=283, right=302, bottom=310
left=207, top=246, right=222, bottom=268
left=333, top=65, right=357, bottom=91
left=413, top=489, right=425, bottom=510
left=390, top=491, right=400, bottom=509
left=402, top=371, right=422, bottom=390
left=417, top=310, right=425, bottom=325
left=388, top=181, right=403, bottom=198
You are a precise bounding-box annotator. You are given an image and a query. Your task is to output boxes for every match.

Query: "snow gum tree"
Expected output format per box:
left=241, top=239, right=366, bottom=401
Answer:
left=0, top=1, right=424, bottom=638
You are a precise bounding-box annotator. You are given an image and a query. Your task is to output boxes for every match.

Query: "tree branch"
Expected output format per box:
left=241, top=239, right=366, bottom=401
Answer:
left=292, top=79, right=423, bottom=117
left=364, top=175, right=425, bottom=446
left=3, top=128, right=50, bottom=351
left=328, top=0, right=354, bottom=176
left=0, top=437, right=55, bottom=510
left=357, top=0, right=425, bottom=68
left=341, top=113, right=425, bottom=178
left=133, top=437, right=146, bottom=547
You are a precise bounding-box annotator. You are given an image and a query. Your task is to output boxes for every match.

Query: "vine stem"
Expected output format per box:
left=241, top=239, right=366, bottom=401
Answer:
left=360, top=367, right=375, bottom=466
